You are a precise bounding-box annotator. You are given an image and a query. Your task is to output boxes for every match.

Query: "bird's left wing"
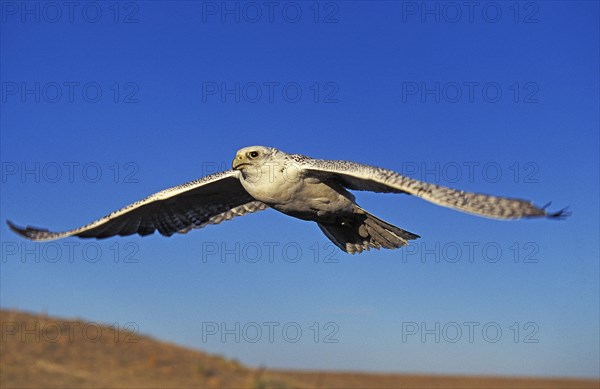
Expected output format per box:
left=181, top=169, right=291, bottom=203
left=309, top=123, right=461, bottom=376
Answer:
left=299, top=158, right=568, bottom=220
left=8, top=170, right=268, bottom=241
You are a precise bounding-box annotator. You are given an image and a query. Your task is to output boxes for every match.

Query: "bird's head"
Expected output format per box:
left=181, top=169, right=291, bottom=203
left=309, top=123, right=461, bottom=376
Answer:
left=232, top=146, right=278, bottom=171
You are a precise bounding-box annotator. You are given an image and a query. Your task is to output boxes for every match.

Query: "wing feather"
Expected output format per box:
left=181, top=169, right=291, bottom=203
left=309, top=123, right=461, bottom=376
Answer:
left=8, top=170, right=268, bottom=241
left=301, top=159, right=568, bottom=220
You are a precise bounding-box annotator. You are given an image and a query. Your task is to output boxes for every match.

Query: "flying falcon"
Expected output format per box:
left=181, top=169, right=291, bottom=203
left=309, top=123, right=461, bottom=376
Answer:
left=7, top=146, right=568, bottom=254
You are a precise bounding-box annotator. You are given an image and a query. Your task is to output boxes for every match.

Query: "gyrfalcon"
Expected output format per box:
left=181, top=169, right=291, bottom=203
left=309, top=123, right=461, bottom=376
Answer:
left=7, top=146, right=568, bottom=254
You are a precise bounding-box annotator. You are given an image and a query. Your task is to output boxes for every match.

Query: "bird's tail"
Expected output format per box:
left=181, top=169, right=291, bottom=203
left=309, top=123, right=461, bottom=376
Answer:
left=317, top=206, right=419, bottom=254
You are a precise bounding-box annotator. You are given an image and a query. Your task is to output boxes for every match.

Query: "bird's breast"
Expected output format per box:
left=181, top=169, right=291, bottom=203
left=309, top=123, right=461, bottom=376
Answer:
left=240, top=165, right=293, bottom=202
left=240, top=168, right=355, bottom=221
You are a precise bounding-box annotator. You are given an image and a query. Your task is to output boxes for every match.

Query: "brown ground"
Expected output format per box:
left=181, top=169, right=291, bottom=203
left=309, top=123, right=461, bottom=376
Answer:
left=1, top=309, right=597, bottom=389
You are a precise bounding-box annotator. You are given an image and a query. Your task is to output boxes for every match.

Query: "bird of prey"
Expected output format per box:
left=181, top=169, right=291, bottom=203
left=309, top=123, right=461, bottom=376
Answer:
left=7, top=146, right=568, bottom=254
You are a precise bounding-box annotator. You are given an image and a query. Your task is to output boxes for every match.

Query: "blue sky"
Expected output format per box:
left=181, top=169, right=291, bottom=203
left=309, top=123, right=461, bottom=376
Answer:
left=1, top=0, right=598, bottom=379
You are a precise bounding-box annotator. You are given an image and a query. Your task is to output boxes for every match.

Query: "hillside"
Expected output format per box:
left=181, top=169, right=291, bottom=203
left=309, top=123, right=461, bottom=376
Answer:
left=1, top=309, right=597, bottom=389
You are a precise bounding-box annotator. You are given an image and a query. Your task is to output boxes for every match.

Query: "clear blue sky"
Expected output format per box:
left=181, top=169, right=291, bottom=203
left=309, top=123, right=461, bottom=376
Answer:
left=1, top=1, right=598, bottom=379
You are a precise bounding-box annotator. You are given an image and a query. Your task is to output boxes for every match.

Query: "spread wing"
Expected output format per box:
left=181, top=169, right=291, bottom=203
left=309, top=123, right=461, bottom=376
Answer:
left=7, top=170, right=268, bottom=241
left=300, top=159, right=569, bottom=220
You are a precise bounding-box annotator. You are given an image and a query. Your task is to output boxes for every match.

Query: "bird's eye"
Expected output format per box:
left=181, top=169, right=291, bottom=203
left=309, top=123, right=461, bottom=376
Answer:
left=249, top=151, right=259, bottom=159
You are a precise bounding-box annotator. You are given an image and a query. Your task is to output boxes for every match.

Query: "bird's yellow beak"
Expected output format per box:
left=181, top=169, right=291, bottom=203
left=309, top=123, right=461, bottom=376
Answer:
left=232, top=154, right=248, bottom=170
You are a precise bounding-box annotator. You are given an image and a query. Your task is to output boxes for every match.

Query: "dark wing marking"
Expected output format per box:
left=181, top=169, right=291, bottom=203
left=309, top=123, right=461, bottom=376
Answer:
left=8, top=170, right=268, bottom=241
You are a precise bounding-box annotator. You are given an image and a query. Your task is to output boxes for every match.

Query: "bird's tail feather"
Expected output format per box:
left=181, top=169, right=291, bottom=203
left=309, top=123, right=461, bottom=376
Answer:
left=317, top=207, right=419, bottom=254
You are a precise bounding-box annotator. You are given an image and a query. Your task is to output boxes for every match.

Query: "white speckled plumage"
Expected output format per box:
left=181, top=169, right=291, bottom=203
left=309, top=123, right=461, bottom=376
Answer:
left=8, top=146, right=568, bottom=254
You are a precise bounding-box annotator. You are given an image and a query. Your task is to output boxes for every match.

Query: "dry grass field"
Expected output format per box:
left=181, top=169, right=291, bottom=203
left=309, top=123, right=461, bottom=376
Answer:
left=1, top=309, right=597, bottom=389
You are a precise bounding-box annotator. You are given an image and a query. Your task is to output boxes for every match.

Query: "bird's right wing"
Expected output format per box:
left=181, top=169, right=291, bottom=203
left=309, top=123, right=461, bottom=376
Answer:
left=300, top=158, right=568, bottom=220
left=8, top=170, right=268, bottom=241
